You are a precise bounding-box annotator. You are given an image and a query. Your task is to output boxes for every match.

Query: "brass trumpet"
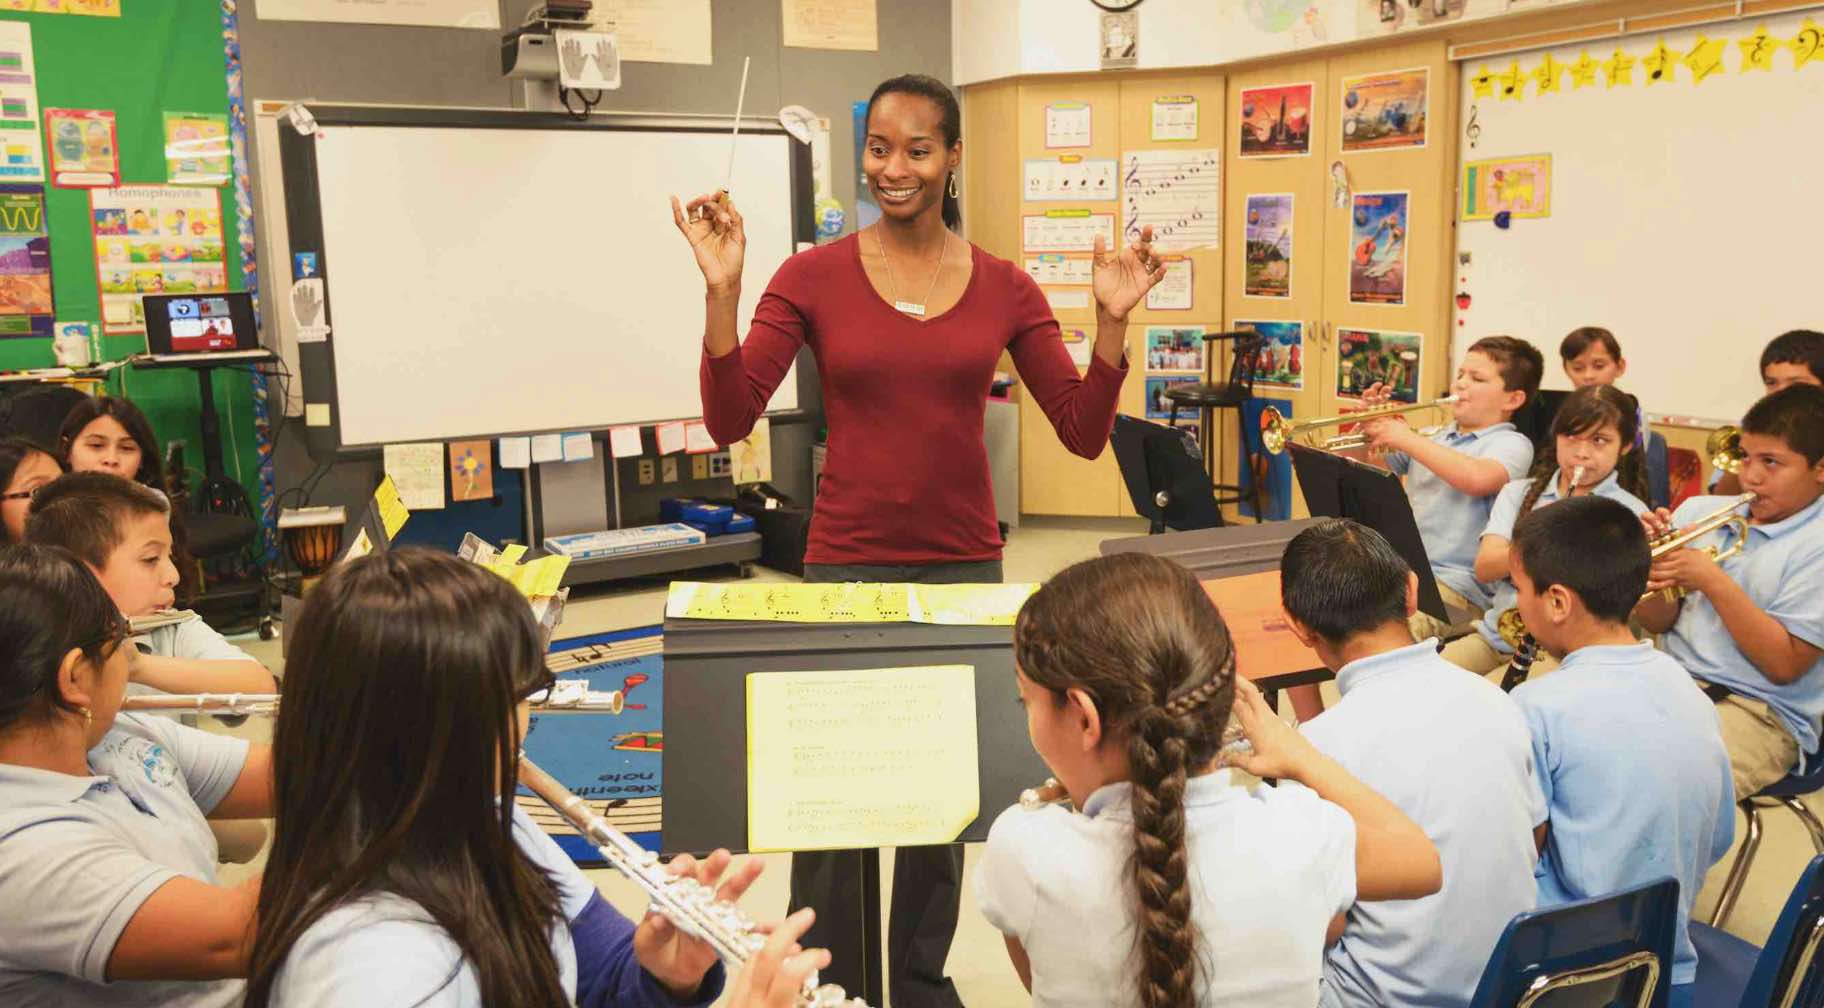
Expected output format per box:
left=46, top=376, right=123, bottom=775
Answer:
left=1707, top=425, right=1745, bottom=475
left=1260, top=396, right=1459, bottom=456
left=1642, top=492, right=1757, bottom=603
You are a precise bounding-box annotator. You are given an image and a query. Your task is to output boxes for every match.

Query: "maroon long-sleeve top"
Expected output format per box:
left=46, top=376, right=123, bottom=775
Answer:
left=701, top=234, right=1128, bottom=567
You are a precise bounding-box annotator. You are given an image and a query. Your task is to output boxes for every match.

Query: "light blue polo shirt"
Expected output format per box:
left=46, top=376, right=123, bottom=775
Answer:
left=267, top=803, right=582, bottom=1007
left=1387, top=422, right=1535, bottom=608
left=1514, top=643, right=1735, bottom=986
left=1302, top=639, right=1545, bottom=1008
left=1475, top=470, right=1649, bottom=654
left=0, top=713, right=250, bottom=1007
left=1662, top=493, right=1824, bottom=756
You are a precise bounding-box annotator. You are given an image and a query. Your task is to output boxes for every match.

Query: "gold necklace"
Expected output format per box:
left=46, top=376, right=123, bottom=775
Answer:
left=876, top=226, right=946, bottom=317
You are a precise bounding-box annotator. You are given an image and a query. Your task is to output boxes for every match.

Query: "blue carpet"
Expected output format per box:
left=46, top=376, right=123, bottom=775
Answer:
left=522, top=625, right=665, bottom=864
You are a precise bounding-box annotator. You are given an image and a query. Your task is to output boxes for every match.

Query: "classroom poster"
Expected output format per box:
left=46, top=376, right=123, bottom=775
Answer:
left=0, top=183, right=51, bottom=336
left=1144, top=326, right=1204, bottom=373
left=1233, top=319, right=1304, bottom=391
left=1145, top=374, right=1198, bottom=420
left=0, top=0, right=120, bottom=14
left=163, top=111, right=231, bottom=186
left=1238, top=398, right=1293, bottom=521
left=1336, top=327, right=1422, bottom=403
left=1244, top=193, right=1294, bottom=298
left=1145, top=257, right=1193, bottom=310
left=0, top=22, right=45, bottom=182
left=1339, top=68, right=1428, bottom=153
left=43, top=108, right=116, bottom=188
left=782, top=0, right=878, bottom=52
left=1121, top=148, right=1220, bottom=250
left=90, top=186, right=227, bottom=334
left=1461, top=154, right=1552, bottom=221
left=1237, top=82, right=1313, bottom=157
left=1349, top=191, right=1408, bottom=305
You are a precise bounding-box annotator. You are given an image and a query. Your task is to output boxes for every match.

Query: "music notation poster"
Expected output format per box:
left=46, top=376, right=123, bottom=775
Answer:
left=1122, top=148, right=1221, bottom=252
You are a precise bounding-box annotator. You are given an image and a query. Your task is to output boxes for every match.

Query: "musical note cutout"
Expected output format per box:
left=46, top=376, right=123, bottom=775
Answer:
left=1794, top=18, right=1824, bottom=69
left=1568, top=51, right=1600, bottom=88
left=1739, top=27, right=1779, bottom=72
left=1532, top=53, right=1563, bottom=95
left=1121, top=148, right=1221, bottom=252
left=1497, top=61, right=1526, bottom=100
left=1603, top=48, right=1636, bottom=87
left=1683, top=36, right=1727, bottom=83
left=1642, top=40, right=1677, bottom=84
left=1469, top=65, right=1495, bottom=99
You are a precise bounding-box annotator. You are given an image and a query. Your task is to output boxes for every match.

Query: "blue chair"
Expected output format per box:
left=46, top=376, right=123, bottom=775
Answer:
left=1709, top=764, right=1824, bottom=930
left=1689, top=855, right=1824, bottom=1007
left=1470, top=877, right=1679, bottom=1008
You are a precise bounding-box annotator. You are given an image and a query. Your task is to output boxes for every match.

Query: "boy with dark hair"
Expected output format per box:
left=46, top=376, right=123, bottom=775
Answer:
left=1509, top=495, right=1733, bottom=997
left=1361, top=335, right=1544, bottom=638
left=27, top=473, right=274, bottom=699
left=1641, top=384, right=1824, bottom=799
left=1715, top=330, right=1824, bottom=494
left=1283, top=518, right=1543, bottom=1008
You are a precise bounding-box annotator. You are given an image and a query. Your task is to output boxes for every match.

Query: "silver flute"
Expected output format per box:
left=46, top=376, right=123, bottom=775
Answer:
left=121, top=692, right=281, bottom=715
left=117, top=690, right=627, bottom=715
left=517, top=756, right=869, bottom=1008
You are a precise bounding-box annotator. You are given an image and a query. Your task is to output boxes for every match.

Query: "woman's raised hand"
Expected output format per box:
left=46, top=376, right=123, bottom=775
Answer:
left=672, top=192, right=746, bottom=294
left=1091, top=225, right=1168, bottom=323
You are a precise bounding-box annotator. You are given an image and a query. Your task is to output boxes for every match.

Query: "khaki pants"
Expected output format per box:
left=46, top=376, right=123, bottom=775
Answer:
left=1409, top=584, right=1482, bottom=643
left=1713, top=694, right=1801, bottom=800
left=1439, top=630, right=1561, bottom=684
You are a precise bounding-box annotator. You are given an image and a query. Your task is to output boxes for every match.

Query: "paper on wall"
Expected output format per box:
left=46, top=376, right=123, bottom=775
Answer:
left=608, top=425, right=644, bottom=458
left=1044, top=102, right=1092, bottom=148
left=597, top=0, right=711, bottom=65
left=382, top=442, right=445, bottom=510
left=1150, top=96, right=1198, bottom=141
left=781, top=0, right=877, bottom=51
left=1145, top=258, right=1194, bottom=311
left=1022, top=211, right=1117, bottom=253
left=531, top=433, right=564, bottom=464
left=0, top=23, right=46, bottom=183
left=498, top=436, right=531, bottom=469
left=1122, top=148, right=1221, bottom=251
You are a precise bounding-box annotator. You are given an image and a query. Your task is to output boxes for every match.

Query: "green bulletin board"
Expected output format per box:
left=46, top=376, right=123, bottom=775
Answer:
left=0, top=3, right=264, bottom=501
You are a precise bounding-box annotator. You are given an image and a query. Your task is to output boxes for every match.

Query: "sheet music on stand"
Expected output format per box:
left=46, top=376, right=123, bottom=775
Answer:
left=1122, top=148, right=1221, bottom=251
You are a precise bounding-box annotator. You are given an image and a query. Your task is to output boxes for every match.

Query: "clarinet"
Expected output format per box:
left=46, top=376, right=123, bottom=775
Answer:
left=1498, top=635, right=1537, bottom=692
left=517, top=757, right=870, bottom=1008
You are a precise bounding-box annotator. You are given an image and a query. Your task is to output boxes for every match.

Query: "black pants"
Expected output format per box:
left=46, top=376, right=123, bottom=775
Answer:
left=792, top=559, right=1002, bottom=1008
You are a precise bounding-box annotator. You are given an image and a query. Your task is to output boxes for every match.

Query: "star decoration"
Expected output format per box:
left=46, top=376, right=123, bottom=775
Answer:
left=1567, top=51, right=1600, bottom=88
left=1497, top=60, right=1526, bottom=100
left=1738, top=27, right=1779, bottom=71
left=1795, top=18, right=1824, bottom=69
left=1470, top=65, right=1496, bottom=98
left=1683, top=35, right=1727, bottom=82
left=1602, top=48, right=1636, bottom=87
left=1641, top=39, right=1677, bottom=84
left=1533, top=53, right=1563, bottom=94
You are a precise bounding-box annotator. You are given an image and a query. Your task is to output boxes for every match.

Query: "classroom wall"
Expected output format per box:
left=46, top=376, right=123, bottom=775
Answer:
left=238, top=0, right=952, bottom=535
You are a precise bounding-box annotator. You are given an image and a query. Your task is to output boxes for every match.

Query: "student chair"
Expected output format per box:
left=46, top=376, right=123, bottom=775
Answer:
left=1163, top=331, right=1265, bottom=522
left=1690, top=855, right=1824, bottom=1008
left=1468, top=876, right=1679, bottom=1008
left=1708, top=763, right=1824, bottom=931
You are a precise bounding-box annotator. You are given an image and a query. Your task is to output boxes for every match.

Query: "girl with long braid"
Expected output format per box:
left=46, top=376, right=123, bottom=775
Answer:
left=976, top=553, right=1440, bottom=1007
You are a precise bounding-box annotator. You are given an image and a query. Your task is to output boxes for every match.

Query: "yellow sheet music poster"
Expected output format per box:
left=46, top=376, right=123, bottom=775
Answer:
left=666, top=582, right=1037, bottom=626
left=747, top=665, right=978, bottom=852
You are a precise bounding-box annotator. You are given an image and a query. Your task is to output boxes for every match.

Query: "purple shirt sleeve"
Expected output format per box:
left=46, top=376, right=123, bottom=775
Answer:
left=570, top=890, right=726, bottom=1008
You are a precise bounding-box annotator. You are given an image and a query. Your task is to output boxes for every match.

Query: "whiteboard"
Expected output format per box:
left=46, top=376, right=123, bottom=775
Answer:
left=304, top=118, right=800, bottom=448
left=1452, top=9, right=1824, bottom=424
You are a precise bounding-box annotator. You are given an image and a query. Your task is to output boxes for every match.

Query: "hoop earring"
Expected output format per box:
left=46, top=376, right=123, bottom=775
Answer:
left=946, top=173, right=959, bottom=199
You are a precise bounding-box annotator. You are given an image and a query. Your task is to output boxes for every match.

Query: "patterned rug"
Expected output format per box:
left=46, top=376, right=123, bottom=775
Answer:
left=518, top=624, right=665, bottom=864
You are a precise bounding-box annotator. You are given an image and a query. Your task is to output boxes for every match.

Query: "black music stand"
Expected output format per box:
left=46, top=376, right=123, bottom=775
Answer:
left=1287, top=443, right=1447, bottom=622
left=660, top=617, right=1048, bottom=1007
left=1111, top=414, right=1224, bottom=534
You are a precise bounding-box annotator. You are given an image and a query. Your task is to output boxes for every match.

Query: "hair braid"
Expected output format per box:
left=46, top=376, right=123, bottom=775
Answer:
left=1126, top=704, right=1199, bottom=1008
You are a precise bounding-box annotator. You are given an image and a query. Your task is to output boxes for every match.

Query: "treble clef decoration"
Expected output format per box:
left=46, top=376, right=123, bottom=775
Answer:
left=1465, top=104, right=1481, bottom=150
